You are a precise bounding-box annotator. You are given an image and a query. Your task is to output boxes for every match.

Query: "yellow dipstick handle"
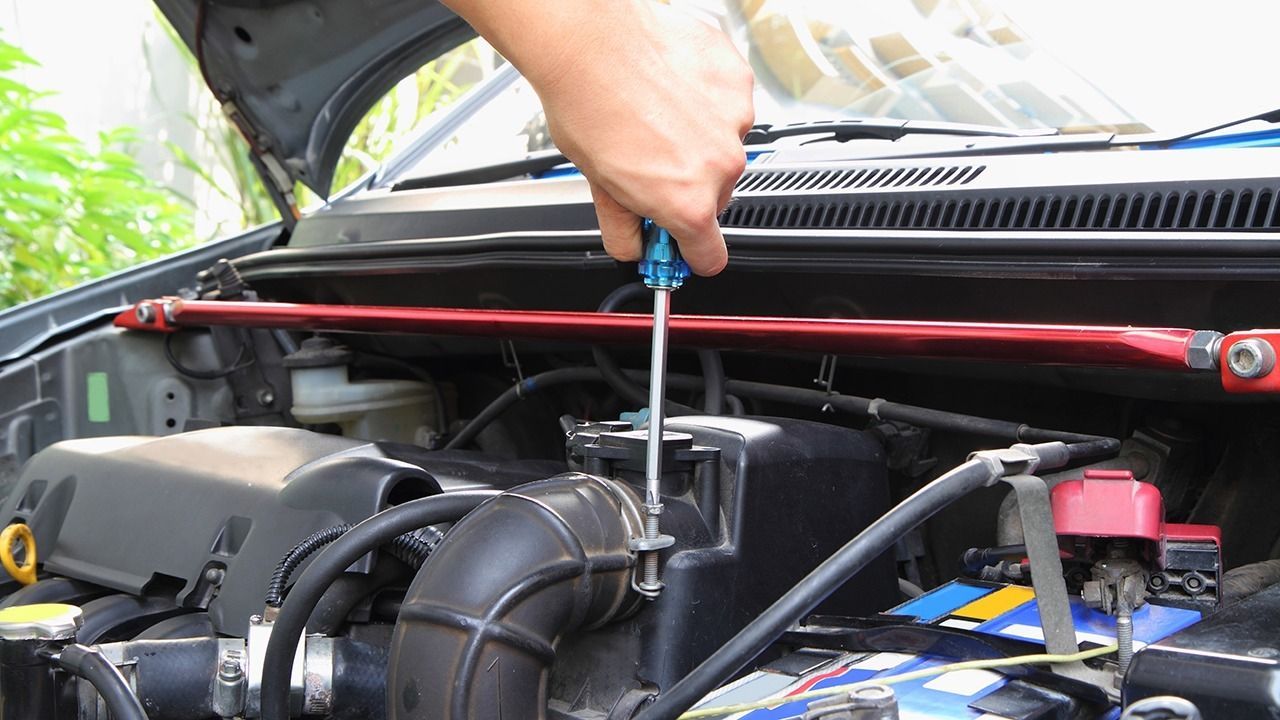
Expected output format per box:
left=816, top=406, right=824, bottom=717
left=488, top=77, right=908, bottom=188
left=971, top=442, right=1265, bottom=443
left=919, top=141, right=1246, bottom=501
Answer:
left=0, top=524, right=37, bottom=586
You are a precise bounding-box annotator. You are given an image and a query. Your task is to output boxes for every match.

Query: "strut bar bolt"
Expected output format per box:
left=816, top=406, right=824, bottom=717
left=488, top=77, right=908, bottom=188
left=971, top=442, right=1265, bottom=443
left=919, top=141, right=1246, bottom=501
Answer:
left=1226, top=338, right=1275, bottom=379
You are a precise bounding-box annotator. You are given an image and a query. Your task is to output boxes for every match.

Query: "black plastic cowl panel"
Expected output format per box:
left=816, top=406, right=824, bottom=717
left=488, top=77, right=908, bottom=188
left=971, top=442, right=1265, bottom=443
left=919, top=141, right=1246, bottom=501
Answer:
left=2, top=427, right=552, bottom=635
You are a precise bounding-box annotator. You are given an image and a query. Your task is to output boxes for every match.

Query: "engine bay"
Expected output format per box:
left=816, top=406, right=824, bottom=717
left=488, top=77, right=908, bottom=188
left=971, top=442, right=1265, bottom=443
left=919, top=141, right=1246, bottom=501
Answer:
left=2, top=269, right=1278, bottom=720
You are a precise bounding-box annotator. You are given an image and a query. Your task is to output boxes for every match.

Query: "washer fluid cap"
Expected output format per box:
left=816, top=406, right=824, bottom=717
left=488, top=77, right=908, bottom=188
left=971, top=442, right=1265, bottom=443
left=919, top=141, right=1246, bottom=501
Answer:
left=0, top=603, right=83, bottom=641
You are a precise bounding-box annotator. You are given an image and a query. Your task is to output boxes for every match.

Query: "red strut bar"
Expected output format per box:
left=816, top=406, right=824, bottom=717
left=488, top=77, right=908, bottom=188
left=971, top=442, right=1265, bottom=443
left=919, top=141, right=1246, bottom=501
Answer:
left=116, top=297, right=1211, bottom=373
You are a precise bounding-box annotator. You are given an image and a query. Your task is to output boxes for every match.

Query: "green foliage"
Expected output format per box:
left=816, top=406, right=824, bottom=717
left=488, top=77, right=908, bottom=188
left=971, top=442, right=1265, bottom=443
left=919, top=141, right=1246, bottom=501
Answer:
left=0, top=34, right=193, bottom=308
left=327, top=46, right=479, bottom=193
left=148, top=13, right=276, bottom=235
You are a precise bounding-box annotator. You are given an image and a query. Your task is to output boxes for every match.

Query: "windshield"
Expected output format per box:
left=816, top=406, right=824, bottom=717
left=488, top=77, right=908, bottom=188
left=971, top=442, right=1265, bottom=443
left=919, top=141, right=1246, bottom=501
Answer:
left=394, top=0, right=1277, bottom=182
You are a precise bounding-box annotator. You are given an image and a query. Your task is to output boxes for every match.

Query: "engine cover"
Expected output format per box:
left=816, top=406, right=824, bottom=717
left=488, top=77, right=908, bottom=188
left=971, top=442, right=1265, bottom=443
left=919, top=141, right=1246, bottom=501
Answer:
left=1, top=426, right=558, bottom=635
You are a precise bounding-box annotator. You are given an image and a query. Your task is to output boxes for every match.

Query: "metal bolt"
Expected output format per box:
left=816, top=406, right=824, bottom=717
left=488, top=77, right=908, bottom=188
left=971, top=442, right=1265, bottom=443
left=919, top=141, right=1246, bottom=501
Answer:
left=218, top=651, right=243, bottom=681
left=135, top=304, right=156, bottom=324
left=639, top=510, right=662, bottom=594
left=1116, top=608, right=1135, bottom=676
left=204, top=567, right=226, bottom=586
left=256, top=389, right=275, bottom=407
left=1248, top=646, right=1280, bottom=658
left=1226, top=338, right=1275, bottom=379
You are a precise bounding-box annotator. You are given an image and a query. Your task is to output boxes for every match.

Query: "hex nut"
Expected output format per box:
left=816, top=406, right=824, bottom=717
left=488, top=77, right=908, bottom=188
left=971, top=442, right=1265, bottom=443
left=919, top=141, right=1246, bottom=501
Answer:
left=1184, top=330, right=1223, bottom=370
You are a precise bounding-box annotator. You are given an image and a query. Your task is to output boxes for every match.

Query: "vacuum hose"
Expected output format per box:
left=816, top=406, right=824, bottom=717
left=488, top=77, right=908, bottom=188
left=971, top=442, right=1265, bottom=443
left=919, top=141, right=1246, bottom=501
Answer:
left=261, top=490, right=500, bottom=720
left=388, top=473, right=644, bottom=719
left=56, top=644, right=148, bottom=720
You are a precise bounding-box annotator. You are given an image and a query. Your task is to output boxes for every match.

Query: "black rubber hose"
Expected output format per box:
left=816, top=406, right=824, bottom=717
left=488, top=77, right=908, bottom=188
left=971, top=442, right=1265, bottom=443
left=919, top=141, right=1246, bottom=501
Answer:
left=388, top=474, right=643, bottom=719
left=591, top=283, right=700, bottom=416
left=261, top=490, right=500, bottom=720
left=720, top=378, right=1113, bottom=446
left=633, top=453, right=1033, bottom=720
left=445, top=367, right=1114, bottom=453
left=592, top=282, right=727, bottom=415
left=444, top=367, right=606, bottom=449
left=115, top=638, right=220, bottom=720
left=697, top=349, right=727, bottom=415
left=331, top=638, right=390, bottom=720
left=266, top=524, right=445, bottom=608
left=56, top=644, right=147, bottom=720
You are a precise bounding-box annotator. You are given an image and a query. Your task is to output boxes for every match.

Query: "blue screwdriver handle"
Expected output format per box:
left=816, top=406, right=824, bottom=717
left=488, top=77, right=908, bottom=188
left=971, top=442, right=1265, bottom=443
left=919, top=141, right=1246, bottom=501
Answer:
left=638, top=220, right=691, bottom=290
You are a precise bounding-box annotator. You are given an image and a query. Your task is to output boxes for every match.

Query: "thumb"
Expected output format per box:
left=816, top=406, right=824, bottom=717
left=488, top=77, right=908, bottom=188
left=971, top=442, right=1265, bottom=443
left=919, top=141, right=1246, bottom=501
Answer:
left=589, top=180, right=643, bottom=262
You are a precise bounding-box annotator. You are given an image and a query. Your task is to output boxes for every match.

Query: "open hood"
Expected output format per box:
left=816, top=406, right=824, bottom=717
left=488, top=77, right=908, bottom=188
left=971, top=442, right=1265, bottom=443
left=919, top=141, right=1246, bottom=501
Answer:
left=155, top=0, right=474, bottom=202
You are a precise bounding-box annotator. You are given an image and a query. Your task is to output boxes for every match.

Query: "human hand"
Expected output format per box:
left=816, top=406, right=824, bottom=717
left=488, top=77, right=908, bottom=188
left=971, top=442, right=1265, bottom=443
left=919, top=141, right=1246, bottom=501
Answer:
left=444, top=0, right=754, bottom=275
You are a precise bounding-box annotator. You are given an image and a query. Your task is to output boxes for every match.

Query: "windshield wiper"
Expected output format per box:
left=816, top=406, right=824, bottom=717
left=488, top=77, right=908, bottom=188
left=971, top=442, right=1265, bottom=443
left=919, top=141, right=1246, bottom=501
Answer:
left=1153, top=106, right=1280, bottom=146
left=840, top=108, right=1280, bottom=161
left=392, top=149, right=569, bottom=192
left=743, top=118, right=1057, bottom=146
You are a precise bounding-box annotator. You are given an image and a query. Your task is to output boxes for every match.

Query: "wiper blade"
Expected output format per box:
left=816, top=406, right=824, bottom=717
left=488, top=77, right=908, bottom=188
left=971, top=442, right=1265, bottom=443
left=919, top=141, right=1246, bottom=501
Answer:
left=392, top=149, right=569, bottom=192
left=1154, top=106, right=1280, bottom=146
left=743, top=118, right=1057, bottom=146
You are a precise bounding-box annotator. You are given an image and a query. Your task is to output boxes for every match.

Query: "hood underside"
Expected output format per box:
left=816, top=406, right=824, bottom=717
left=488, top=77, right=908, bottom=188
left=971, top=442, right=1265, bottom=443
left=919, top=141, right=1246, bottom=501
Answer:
left=155, top=0, right=474, bottom=198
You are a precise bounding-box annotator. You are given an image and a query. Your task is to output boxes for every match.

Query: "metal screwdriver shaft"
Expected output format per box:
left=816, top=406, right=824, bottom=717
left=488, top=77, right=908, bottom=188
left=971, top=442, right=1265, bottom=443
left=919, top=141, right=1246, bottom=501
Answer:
left=634, top=221, right=689, bottom=597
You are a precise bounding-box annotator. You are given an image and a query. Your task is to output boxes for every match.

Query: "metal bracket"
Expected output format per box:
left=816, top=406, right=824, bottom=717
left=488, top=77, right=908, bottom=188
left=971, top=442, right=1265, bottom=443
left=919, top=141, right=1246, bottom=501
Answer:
left=814, top=354, right=839, bottom=394
left=500, top=339, right=526, bottom=391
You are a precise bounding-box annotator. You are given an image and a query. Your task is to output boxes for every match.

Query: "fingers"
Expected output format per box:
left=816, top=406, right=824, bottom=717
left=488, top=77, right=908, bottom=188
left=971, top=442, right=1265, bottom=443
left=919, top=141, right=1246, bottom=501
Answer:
left=590, top=180, right=642, bottom=262
left=671, top=214, right=729, bottom=277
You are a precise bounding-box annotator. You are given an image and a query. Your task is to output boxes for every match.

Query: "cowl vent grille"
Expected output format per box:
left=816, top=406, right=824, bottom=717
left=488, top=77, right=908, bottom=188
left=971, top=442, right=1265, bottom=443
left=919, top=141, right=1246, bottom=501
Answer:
left=735, top=164, right=985, bottom=193
left=721, top=184, right=1280, bottom=232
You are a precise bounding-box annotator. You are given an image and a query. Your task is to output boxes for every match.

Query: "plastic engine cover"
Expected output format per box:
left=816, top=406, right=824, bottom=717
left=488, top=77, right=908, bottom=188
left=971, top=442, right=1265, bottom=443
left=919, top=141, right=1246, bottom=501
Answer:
left=1, top=426, right=558, bottom=635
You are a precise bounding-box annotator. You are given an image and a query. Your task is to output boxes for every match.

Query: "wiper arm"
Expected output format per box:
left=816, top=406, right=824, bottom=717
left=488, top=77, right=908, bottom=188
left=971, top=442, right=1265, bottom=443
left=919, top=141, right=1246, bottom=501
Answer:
left=392, top=149, right=569, bottom=192
left=1154, top=106, right=1280, bottom=146
left=743, top=118, right=1057, bottom=146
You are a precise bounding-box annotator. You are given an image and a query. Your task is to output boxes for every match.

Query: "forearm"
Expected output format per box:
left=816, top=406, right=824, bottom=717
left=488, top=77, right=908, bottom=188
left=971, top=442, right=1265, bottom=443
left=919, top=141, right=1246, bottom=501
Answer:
left=440, top=0, right=651, bottom=92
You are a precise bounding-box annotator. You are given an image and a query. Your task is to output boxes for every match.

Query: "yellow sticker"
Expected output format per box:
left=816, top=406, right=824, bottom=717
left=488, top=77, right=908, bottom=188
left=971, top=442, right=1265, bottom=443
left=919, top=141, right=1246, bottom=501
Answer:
left=950, top=585, right=1035, bottom=621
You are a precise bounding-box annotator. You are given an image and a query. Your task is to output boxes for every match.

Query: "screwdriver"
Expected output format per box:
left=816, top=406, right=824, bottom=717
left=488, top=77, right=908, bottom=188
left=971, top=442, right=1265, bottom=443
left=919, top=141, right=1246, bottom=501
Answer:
left=635, top=220, right=689, bottom=596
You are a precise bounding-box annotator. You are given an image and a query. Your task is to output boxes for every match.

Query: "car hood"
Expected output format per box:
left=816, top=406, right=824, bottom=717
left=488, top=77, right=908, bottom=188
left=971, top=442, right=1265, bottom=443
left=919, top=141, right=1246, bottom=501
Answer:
left=155, top=0, right=474, bottom=199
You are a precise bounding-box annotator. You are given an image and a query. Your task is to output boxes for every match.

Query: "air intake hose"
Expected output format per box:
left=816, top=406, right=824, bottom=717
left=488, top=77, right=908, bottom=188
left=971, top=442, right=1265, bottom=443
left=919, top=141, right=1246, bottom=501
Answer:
left=388, top=473, right=644, bottom=719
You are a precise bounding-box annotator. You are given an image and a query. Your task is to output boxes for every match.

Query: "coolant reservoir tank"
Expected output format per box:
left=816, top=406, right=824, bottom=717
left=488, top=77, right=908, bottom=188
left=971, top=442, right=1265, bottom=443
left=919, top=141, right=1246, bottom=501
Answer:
left=284, top=338, right=439, bottom=444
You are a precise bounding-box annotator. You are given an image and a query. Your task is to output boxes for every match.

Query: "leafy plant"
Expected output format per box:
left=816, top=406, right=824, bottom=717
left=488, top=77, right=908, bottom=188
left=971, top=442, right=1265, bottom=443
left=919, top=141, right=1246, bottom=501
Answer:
left=153, top=10, right=492, bottom=216
left=0, top=34, right=193, bottom=308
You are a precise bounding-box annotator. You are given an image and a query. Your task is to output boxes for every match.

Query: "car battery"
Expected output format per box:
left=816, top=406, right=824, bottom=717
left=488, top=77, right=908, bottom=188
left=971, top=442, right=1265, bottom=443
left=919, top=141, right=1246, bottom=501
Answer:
left=691, top=579, right=1202, bottom=719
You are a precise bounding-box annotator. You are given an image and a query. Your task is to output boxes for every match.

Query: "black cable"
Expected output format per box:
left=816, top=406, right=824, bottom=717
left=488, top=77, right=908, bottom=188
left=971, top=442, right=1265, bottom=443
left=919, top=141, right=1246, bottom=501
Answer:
left=261, top=490, right=499, bottom=720
left=697, top=349, right=726, bottom=415
left=163, top=331, right=254, bottom=380
left=591, top=283, right=697, bottom=415
left=386, top=530, right=438, bottom=568
left=444, top=367, right=606, bottom=450
left=720, top=378, right=1113, bottom=447
left=265, top=523, right=446, bottom=608
left=444, top=366, right=1116, bottom=452
left=353, top=351, right=450, bottom=439
left=590, top=282, right=718, bottom=415
left=55, top=644, right=147, bottom=720
left=265, top=525, right=351, bottom=609
left=635, top=441, right=1110, bottom=720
